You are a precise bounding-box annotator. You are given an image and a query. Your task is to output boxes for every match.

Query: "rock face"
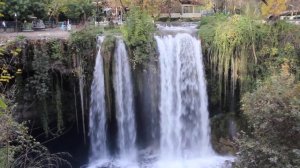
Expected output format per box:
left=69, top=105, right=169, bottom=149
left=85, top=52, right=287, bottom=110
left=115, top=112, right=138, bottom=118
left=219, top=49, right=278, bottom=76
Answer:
left=133, top=51, right=160, bottom=149
left=1, top=38, right=97, bottom=167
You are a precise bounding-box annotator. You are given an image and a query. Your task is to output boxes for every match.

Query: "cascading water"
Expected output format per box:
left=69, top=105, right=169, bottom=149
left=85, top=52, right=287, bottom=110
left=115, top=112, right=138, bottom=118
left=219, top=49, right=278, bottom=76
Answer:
left=156, top=33, right=213, bottom=159
left=88, top=38, right=138, bottom=168
left=155, top=32, right=233, bottom=168
left=113, top=39, right=136, bottom=159
left=89, top=36, right=107, bottom=162
left=86, top=28, right=233, bottom=168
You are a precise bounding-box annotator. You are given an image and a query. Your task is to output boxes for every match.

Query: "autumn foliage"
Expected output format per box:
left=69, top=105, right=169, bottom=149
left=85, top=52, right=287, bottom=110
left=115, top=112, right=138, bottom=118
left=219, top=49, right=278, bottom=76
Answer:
left=261, top=0, right=287, bottom=17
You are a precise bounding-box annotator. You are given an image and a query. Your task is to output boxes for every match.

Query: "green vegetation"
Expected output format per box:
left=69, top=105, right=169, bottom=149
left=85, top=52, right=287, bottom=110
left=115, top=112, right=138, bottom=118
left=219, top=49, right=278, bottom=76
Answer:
left=69, top=26, right=102, bottom=51
left=1, top=1, right=299, bottom=166
left=0, top=95, right=71, bottom=167
left=1, top=0, right=47, bottom=20
left=0, top=26, right=104, bottom=142
left=200, top=14, right=300, bottom=99
left=58, top=0, right=94, bottom=22
left=235, top=72, right=300, bottom=168
left=27, top=42, right=51, bottom=136
left=0, top=0, right=95, bottom=22
left=121, top=7, right=156, bottom=67
left=200, top=12, right=300, bottom=167
left=0, top=1, right=5, bottom=17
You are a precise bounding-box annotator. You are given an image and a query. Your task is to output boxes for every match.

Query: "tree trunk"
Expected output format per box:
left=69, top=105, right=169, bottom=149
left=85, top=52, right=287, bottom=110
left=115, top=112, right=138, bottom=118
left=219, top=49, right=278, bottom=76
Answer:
left=55, top=15, right=59, bottom=24
left=168, top=0, right=171, bottom=20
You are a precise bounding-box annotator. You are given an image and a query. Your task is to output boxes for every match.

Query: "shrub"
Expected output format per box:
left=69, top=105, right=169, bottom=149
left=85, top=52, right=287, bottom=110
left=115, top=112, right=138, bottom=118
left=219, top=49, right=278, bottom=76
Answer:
left=235, top=72, right=300, bottom=167
left=121, top=7, right=155, bottom=67
left=0, top=96, right=71, bottom=168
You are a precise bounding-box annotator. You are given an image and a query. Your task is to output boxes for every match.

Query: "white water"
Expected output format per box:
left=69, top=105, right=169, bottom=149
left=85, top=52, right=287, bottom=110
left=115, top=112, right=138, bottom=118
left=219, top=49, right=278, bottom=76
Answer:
left=87, top=31, right=234, bottom=168
left=113, top=39, right=137, bottom=159
left=89, top=36, right=107, bottom=162
left=156, top=33, right=213, bottom=158
left=155, top=33, right=233, bottom=167
left=88, top=38, right=138, bottom=168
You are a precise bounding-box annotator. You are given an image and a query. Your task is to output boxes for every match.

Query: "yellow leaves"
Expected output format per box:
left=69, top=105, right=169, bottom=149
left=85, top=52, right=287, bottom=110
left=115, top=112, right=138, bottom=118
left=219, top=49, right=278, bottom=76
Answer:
left=0, top=98, right=7, bottom=111
left=203, top=0, right=213, bottom=10
left=261, top=0, right=287, bottom=17
left=230, top=14, right=242, bottom=24
left=118, top=0, right=164, bottom=17
left=0, top=2, right=4, bottom=17
left=10, top=48, right=21, bottom=57
left=215, top=15, right=245, bottom=48
left=0, top=45, right=22, bottom=83
left=16, top=68, right=22, bottom=75
left=0, top=68, right=14, bottom=83
left=283, top=42, right=295, bottom=53
left=137, top=0, right=163, bottom=17
left=270, top=47, right=278, bottom=56
left=121, top=0, right=132, bottom=6
left=0, top=47, right=5, bottom=56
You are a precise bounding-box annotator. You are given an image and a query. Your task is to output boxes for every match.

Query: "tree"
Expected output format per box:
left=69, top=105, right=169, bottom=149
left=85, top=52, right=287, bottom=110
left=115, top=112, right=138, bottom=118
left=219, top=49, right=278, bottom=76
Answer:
left=0, top=1, right=5, bottom=17
left=2, top=0, right=48, bottom=21
left=261, top=0, right=287, bottom=17
left=117, top=0, right=164, bottom=16
left=47, top=0, right=94, bottom=23
left=141, top=0, right=165, bottom=17
left=47, top=0, right=68, bottom=23
left=63, top=0, right=94, bottom=22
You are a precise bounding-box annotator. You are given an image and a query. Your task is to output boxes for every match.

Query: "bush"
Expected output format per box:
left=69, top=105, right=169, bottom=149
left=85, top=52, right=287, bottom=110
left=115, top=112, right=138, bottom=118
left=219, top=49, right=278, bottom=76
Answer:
left=199, top=13, right=228, bottom=43
left=69, top=26, right=103, bottom=51
left=0, top=96, right=71, bottom=167
left=235, top=72, right=300, bottom=167
left=121, top=7, right=155, bottom=67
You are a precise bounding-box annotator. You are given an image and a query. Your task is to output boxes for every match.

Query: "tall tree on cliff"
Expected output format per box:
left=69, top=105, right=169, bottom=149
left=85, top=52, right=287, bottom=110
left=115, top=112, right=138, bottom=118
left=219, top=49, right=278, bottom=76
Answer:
left=2, top=0, right=48, bottom=21
left=47, top=0, right=68, bottom=23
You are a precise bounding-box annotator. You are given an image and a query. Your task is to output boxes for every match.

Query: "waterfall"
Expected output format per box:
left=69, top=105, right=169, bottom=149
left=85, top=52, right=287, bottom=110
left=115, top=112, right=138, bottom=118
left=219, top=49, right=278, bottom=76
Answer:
left=156, top=33, right=213, bottom=159
left=88, top=37, right=138, bottom=167
left=89, top=36, right=107, bottom=162
left=87, top=30, right=233, bottom=168
left=113, top=39, right=136, bottom=158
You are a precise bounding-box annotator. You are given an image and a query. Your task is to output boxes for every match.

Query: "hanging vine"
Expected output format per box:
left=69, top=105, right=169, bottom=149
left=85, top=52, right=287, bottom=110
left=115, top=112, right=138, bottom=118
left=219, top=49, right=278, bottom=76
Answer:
left=55, top=76, right=64, bottom=133
left=69, top=27, right=101, bottom=143
left=200, top=14, right=300, bottom=108
left=27, top=41, right=51, bottom=136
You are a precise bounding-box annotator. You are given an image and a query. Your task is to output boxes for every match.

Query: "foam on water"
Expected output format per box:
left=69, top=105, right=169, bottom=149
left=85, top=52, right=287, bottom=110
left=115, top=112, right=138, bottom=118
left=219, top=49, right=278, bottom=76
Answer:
left=154, top=156, right=234, bottom=168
